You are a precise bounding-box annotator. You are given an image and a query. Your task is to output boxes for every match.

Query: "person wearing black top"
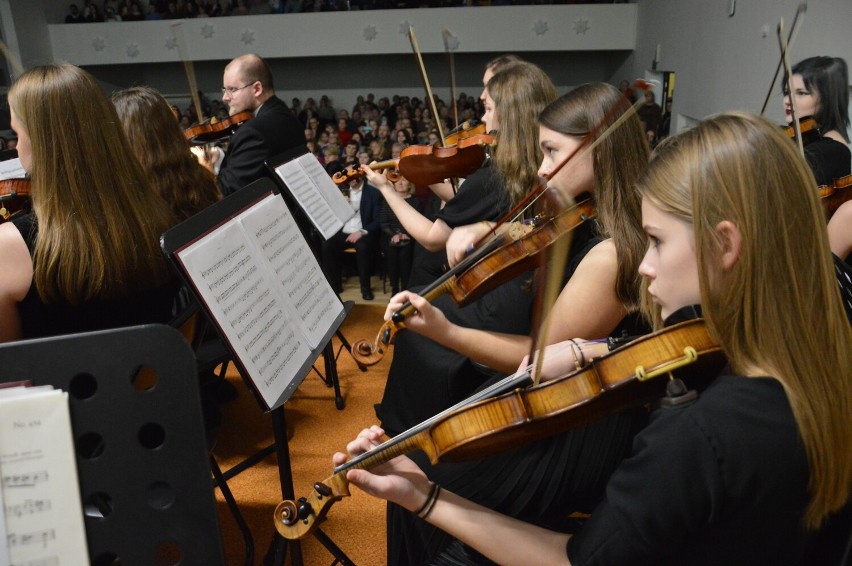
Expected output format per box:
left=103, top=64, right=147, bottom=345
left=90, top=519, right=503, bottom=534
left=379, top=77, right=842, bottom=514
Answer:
left=380, top=176, right=421, bottom=294
left=214, top=54, right=306, bottom=196
left=335, top=113, right=852, bottom=565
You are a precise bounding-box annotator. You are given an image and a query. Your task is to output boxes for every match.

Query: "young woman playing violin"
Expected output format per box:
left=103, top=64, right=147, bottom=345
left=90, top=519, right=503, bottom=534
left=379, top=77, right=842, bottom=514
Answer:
left=112, top=86, right=222, bottom=222
left=335, top=112, right=852, bottom=564
left=371, top=62, right=556, bottom=438
left=376, top=82, right=651, bottom=565
left=0, top=65, right=180, bottom=343
left=784, top=56, right=851, bottom=188
left=361, top=60, right=549, bottom=288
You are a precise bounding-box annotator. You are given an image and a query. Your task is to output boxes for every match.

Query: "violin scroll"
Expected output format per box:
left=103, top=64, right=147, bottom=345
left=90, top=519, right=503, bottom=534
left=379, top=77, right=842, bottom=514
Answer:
left=350, top=321, right=401, bottom=366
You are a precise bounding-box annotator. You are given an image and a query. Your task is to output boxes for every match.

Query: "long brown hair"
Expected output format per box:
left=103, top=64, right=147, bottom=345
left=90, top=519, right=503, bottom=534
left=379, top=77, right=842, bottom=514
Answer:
left=9, top=64, right=176, bottom=304
left=638, top=112, right=852, bottom=529
left=538, top=83, right=650, bottom=309
left=487, top=62, right=557, bottom=208
left=112, top=86, right=221, bottom=221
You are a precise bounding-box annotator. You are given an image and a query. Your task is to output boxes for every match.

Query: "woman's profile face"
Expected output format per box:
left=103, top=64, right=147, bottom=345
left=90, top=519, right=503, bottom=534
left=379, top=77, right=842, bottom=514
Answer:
left=537, top=125, right=593, bottom=200
left=783, top=74, right=820, bottom=124
left=638, top=197, right=701, bottom=321
left=482, top=90, right=499, bottom=133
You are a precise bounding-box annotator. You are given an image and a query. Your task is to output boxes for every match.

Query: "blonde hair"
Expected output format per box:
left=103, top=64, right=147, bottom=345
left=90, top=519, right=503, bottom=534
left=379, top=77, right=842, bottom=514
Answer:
left=638, top=112, right=852, bottom=529
left=9, top=65, right=176, bottom=304
left=539, top=83, right=650, bottom=309
left=112, top=86, right=221, bottom=221
left=487, top=62, right=557, bottom=208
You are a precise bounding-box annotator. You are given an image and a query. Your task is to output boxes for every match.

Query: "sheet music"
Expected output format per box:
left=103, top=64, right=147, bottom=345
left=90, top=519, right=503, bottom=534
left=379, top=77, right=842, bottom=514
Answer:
left=0, top=159, right=26, bottom=181
left=273, top=153, right=355, bottom=240
left=0, top=388, right=89, bottom=565
left=177, top=217, right=313, bottom=408
left=239, top=195, right=343, bottom=349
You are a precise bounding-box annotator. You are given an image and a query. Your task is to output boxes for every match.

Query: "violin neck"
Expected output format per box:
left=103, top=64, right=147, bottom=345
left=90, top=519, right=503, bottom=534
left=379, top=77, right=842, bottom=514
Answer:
left=370, top=159, right=397, bottom=171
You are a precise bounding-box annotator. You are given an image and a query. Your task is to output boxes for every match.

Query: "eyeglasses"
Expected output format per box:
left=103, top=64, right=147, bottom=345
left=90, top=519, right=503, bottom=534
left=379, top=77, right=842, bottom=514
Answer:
left=221, top=82, right=256, bottom=96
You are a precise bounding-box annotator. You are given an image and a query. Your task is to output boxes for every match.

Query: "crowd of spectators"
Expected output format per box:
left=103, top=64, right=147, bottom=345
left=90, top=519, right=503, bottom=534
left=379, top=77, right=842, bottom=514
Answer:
left=65, top=0, right=622, bottom=22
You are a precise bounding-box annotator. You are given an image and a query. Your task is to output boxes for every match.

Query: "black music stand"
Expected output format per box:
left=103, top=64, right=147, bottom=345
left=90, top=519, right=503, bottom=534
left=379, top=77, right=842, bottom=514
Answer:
left=0, top=325, right=224, bottom=565
left=161, top=178, right=355, bottom=566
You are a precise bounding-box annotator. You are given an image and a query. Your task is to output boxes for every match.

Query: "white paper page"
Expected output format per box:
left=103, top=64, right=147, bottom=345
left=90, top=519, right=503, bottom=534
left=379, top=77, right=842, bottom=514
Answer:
left=239, top=195, right=343, bottom=349
left=177, top=220, right=312, bottom=408
left=0, top=389, right=89, bottom=566
left=0, top=159, right=25, bottom=181
left=274, top=160, right=343, bottom=239
left=296, top=153, right=356, bottom=225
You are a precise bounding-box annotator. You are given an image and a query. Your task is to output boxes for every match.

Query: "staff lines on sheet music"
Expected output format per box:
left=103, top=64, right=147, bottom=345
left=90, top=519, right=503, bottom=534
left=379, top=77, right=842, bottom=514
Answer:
left=254, top=213, right=283, bottom=239
left=7, top=527, right=55, bottom=548
left=268, top=239, right=297, bottom=265
left=200, top=244, right=244, bottom=278
left=5, top=498, right=52, bottom=518
left=236, top=297, right=278, bottom=341
left=208, top=254, right=253, bottom=292
left=262, top=331, right=301, bottom=388
left=222, top=278, right=264, bottom=316
left=244, top=310, right=284, bottom=351
left=214, top=264, right=259, bottom=304
left=3, top=471, right=48, bottom=488
left=230, top=289, right=272, bottom=330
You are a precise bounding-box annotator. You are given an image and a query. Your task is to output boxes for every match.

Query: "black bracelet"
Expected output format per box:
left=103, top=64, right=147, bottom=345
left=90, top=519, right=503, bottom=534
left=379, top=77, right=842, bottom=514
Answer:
left=413, top=482, right=439, bottom=517
left=419, top=484, right=442, bottom=520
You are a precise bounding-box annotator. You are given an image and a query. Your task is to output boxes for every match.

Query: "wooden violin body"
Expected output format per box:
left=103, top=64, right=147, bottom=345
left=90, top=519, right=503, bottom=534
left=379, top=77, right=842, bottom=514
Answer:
left=184, top=111, right=253, bottom=145
left=820, top=174, right=852, bottom=219
left=276, top=318, right=725, bottom=540
left=332, top=161, right=401, bottom=187
left=0, top=178, right=31, bottom=222
left=350, top=199, right=596, bottom=366
left=396, top=133, right=494, bottom=186
left=783, top=115, right=821, bottom=145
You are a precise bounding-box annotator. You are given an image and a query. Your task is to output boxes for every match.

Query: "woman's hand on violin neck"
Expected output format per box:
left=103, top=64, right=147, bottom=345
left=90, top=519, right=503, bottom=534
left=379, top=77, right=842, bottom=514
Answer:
left=446, top=221, right=493, bottom=268
left=337, top=426, right=430, bottom=510
left=384, top=291, right=452, bottom=341
left=360, top=163, right=393, bottom=191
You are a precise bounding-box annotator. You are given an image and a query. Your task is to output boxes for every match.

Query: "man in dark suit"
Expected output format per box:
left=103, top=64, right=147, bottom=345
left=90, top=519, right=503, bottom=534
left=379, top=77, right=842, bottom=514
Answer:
left=321, top=177, right=382, bottom=300
left=217, top=54, right=305, bottom=196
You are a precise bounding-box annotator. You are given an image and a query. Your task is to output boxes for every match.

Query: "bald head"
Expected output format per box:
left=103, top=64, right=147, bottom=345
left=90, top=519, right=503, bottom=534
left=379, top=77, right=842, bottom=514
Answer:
left=226, top=54, right=274, bottom=92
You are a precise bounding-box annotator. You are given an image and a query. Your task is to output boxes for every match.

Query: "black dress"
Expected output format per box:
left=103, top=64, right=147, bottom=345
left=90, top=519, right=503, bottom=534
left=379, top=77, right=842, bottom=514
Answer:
left=384, top=221, right=652, bottom=566
left=803, top=136, right=851, bottom=187
left=11, top=213, right=180, bottom=339
left=407, top=161, right=508, bottom=289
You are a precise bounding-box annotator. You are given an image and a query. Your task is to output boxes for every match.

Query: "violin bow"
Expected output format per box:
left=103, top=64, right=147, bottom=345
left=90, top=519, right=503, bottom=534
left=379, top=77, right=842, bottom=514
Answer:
left=778, top=18, right=805, bottom=157
left=409, top=26, right=447, bottom=146
left=442, top=29, right=459, bottom=129
left=0, top=37, right=25, bottom=80
left=759, top=2, right=806, bottom=116
left=171, top=23, right=205, bottom=127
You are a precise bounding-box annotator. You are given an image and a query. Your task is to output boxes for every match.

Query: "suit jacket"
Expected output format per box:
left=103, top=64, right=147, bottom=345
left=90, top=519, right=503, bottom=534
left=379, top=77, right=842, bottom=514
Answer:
left=218, top=95, right=306, bottom=196
left=358, top=182, right=382, bottom=237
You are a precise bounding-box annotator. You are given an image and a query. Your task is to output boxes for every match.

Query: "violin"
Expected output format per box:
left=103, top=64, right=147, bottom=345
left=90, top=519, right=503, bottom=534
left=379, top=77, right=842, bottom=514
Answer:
left=184, top=111, right=253, bottom=145
left=0, top=178, right=31, bottom=222
left=274, top=318, right=725, bottom=540
left=820, top=174, right=852, bottom=220
left=332, top=132, right=495, bottom=188
left=444, top=120, right=487, bottom=145
left=783, top=116, right=821, bottom=146
left=350, top=199, right=596, bottom=365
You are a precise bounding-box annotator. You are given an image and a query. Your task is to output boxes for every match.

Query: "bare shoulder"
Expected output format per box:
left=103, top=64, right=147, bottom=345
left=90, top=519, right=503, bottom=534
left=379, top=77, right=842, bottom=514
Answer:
left=575, top=239, right=618, bottom=272
left=0, top=222, right=34, bottom=301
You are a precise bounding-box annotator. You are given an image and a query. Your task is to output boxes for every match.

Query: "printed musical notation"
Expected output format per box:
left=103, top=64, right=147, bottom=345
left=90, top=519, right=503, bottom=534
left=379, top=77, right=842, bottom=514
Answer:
left=0, top=388, right=89, bottom=565
left=274, top=153, right=355, bottom=240
left=177, top=194, right=343, bottom=409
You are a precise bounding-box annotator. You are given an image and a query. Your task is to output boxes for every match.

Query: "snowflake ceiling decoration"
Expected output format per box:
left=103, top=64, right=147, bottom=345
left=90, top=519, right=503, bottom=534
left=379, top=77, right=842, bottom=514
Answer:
left=92, top=36, right=106, bottom=52
left=165, top=35, right=177, bottom=50
left=443, top=33, right=460, bottom=51
left=241, top=29, right=255, bottom=45
left=363, top=25, right=378, bottom=41
left=533, top=19, right=548, bottom=36
left=201, top=24, right=215, bottom=40
left=573, top=18, right=590, bottom=35
left=126, top=43, right=140, bottom=58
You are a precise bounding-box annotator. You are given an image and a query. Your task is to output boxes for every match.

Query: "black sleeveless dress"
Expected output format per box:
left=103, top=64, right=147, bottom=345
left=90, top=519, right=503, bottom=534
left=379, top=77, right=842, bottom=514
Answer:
left=11, top=213, right=180, bottom=339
